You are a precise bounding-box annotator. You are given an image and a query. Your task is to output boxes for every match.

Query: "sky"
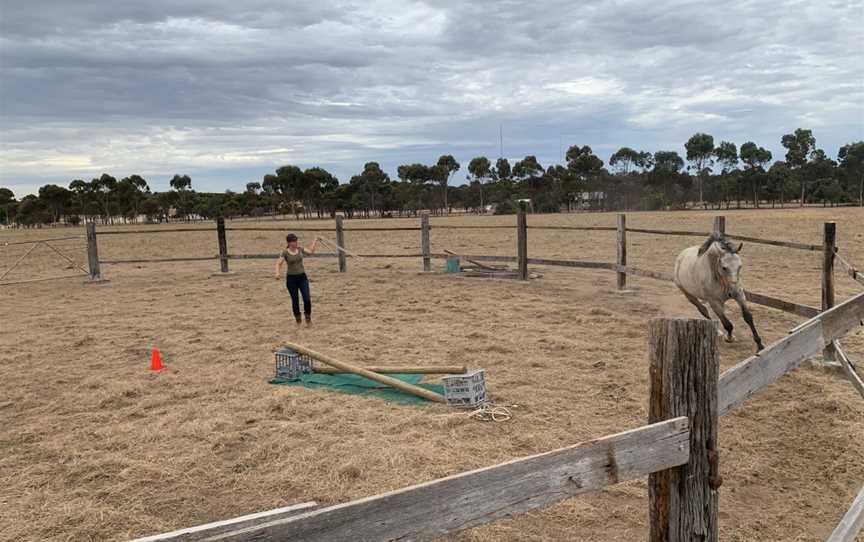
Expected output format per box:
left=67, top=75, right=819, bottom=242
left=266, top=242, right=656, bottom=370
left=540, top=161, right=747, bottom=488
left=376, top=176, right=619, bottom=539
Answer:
left=1, top=0, right=862, bottom=197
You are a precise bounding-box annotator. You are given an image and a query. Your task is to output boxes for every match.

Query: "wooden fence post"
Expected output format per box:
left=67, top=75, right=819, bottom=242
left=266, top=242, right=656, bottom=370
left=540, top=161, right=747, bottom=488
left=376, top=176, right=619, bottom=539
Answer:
left=617, top=214, right=627, bottom=289
left=217, top=217, right=229, bottom=273
left=517, top=202, right=528, bottom=280
left=335, top=215, right=347, bottom=273
left=713, top=216, right=726, bottom=235
left=421, top=212, right=431, bottom=272
left=86, top=222, right=102, bottom=281
left=649, top=318, right=719, bottom=542
left=822, top=222, right=837, bottom=361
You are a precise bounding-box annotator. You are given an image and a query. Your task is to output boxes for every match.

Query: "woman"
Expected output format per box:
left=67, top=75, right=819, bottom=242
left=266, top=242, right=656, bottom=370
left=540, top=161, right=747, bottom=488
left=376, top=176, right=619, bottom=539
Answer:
left=274, top=233, right=318, bottom=325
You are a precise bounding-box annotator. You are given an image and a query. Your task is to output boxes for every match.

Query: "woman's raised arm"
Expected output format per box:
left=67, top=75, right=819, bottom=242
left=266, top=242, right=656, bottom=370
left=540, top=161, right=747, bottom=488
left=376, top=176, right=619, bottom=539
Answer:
left=303, top=237, right=319, bottom=255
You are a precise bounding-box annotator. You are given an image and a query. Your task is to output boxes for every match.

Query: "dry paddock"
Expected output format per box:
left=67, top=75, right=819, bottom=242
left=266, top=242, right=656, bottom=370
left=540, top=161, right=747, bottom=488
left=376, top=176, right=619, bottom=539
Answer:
left=1, top=207, right=863, bottom=542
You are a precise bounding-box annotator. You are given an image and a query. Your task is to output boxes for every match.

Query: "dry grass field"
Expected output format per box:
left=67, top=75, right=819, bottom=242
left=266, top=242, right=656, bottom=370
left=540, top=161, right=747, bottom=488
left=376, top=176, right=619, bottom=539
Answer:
left=1, top=207, right=862, bottom=542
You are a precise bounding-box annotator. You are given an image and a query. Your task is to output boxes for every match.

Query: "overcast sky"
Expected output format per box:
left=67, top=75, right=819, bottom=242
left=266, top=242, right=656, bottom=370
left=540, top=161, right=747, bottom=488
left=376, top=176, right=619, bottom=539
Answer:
left=1, top=0, right=862, bottom=196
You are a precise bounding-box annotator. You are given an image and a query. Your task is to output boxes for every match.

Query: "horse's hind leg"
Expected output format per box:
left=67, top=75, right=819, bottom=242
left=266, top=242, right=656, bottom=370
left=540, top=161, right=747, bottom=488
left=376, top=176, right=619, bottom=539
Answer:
left=708, top=300, right=735, bottom=343
left=682, top=290, right=712, bottom=320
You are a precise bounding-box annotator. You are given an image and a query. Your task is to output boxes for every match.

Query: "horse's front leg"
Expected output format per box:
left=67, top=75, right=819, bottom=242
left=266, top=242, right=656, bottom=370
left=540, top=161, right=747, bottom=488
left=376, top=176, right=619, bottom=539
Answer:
left=708, top=299, right=735, bottom=343
left=734, top=291, right=765, bottom=351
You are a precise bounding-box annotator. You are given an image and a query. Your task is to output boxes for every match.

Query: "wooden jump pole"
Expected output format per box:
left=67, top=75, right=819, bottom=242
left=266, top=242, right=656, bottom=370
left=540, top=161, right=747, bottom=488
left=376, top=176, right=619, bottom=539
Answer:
left=314, top=365, right=467, bottom=375
left=421, top=212, right=431, bottom=272
left=823, top=222, right=837, bottom=362
left=649, top=318, right=719, bottom=542
left=216, top=217, right=229, bottom=273
left=86, top=222, right=102, bottom=281
left=616, top=213, right=627, bottom=290
left=282, top=341, right=447, bottom=403
left=713, top=215, right=726, bottom=235
left=517, top=202, right=528, bottom=280
left=335, top=215, right=347, bottom=273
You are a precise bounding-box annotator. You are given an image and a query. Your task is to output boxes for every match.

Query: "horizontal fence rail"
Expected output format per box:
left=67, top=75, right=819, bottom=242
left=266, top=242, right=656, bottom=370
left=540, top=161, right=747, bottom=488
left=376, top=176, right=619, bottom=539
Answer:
left=626, top=227, right=711, bottom=237
left=724, top=233, right=821, bottom=252
left=743, top=291, right=821, bottom=318
left=150, top=417, right=689, bottom=542
left=100, top=256, right=218, bottom=264
left=827, top=483, right=864, bottom=542
left=132, top=502, right=319, bottom=542
left=429, top=224, right=516, bottom=229
left=527, top=257, right=615, bottom=269
left=527, top=225, right=618, bottom=231
left=225, top=253, right=424, bottom=260
left=226, top=226, right=424, bottom=232
left=98, top=228, right=215, bottom=235
left=1, top=235, right=85, bottom=246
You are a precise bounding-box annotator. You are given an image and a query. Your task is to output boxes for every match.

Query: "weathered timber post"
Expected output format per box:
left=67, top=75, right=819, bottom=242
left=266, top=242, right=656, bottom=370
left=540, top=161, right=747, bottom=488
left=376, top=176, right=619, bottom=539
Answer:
left=517, top=202, right=528, bottom=280
left=648, top=318, right=719, bottom=542
left=216, top=217, right=229, bottom=273
left=86, top=222, right=102, bottom=281
left=822, top=222, right=837, bottom=361
left=616, top=214, right=627, bottom=289
left=421, top=212, right=431, bottom=272
left=335, top=215, right=347, bottom=273
left=713, top=215, right=726, bottom=236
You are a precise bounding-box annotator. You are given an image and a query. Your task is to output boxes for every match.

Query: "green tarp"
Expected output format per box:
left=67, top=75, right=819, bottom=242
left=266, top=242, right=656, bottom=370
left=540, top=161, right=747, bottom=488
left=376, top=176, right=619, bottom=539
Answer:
left=269, top=372, right=444, bottom=405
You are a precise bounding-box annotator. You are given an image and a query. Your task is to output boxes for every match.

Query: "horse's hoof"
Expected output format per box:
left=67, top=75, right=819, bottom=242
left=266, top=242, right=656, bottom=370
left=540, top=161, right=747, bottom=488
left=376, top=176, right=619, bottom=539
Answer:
left=724, top=335, right=735, bottom=343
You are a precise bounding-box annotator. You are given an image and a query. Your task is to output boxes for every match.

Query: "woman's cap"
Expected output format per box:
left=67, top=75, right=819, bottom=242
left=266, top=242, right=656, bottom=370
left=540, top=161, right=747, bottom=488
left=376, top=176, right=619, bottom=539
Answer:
left=286, top=233, right=298, bottom=243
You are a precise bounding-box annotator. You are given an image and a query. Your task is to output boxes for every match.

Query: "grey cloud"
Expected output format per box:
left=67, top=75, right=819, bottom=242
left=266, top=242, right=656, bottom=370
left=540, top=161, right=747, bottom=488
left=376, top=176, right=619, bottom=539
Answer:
left=1, top=0, right=862, bottom=193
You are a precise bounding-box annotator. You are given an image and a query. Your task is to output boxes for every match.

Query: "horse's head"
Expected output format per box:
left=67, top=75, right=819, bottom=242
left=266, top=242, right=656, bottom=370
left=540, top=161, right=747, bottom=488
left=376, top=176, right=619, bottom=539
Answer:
left=698, top=233, right=744, bottom=288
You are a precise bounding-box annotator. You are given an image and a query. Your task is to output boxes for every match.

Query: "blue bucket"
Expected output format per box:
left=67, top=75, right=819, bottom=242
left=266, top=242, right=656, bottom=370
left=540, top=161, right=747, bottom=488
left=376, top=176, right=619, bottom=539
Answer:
left=445, top=256, right=460, bottom=273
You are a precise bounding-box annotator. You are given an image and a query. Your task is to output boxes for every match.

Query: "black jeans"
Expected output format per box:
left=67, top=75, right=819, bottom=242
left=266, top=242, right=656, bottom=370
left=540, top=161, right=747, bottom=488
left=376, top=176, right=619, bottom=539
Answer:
left=286, top=273, right=311, bottom=317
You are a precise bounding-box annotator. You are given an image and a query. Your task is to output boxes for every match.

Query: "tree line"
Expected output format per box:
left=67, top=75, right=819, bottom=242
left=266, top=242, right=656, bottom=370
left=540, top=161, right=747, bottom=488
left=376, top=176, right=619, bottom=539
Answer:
left=1, top=128, right=861, bottom=227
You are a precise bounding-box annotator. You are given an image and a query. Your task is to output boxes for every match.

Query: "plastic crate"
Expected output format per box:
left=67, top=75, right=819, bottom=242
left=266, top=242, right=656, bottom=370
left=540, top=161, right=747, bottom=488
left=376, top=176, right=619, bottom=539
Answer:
left=275, top=347, right=313, bottom=381
left=441, top=369, right=486, bottom=407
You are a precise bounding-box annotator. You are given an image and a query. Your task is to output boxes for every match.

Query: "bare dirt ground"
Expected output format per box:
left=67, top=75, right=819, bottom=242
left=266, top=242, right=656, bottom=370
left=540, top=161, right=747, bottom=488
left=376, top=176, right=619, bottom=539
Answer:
left=1, top=207, right=862, bottom=542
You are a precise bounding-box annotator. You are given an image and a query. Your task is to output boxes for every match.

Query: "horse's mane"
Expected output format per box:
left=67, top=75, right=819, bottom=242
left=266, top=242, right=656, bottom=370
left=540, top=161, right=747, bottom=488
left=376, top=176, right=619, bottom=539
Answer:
left=697, top=232, right=738, bottom=256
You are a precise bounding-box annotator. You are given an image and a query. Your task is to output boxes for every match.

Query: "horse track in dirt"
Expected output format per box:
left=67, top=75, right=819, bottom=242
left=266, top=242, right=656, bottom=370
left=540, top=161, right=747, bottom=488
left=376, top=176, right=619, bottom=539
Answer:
left=1, top=207, right=862, bottom=542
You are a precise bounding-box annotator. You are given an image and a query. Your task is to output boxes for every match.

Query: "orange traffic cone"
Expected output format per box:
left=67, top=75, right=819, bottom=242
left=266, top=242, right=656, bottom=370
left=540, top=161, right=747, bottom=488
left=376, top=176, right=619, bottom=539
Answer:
left=150, top=347, right=164, bottom=371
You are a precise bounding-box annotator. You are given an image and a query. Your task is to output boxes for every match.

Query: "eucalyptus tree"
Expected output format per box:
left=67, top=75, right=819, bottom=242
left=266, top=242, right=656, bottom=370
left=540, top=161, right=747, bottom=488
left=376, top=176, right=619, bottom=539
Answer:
left=467, top=156, right=492, bottom=213
left=781, top=128, right=816, bottom=206
left=685, top=133, right=714, bottom=206
left=435, top=155, right=460, bottom=213
left=739, top=142, right=772, bottom=208
left=169, top=174, right=193, bottom=220
left=838, top=141, right=864, bottom=206
left=713, top=141, right=739, bottom=208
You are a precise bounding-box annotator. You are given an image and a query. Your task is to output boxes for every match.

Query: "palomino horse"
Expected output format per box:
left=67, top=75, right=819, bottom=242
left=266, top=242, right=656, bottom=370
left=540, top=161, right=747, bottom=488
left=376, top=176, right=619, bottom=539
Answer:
left=674, top=233, right=764, bottom=351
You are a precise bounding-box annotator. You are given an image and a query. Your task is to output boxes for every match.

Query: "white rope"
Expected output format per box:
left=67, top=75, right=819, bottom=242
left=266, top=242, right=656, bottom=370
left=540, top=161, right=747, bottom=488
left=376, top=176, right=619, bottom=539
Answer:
left=467, top=402, right=514, bottom=422
left=317, top=237, right=366, bottom=261
left=834, top=248, right=864, bottom=286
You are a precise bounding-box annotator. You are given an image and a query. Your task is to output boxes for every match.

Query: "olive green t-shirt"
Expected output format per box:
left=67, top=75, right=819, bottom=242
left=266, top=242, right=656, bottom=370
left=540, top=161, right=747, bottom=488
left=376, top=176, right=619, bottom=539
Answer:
left=281, top=249, right=305, bottom=275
